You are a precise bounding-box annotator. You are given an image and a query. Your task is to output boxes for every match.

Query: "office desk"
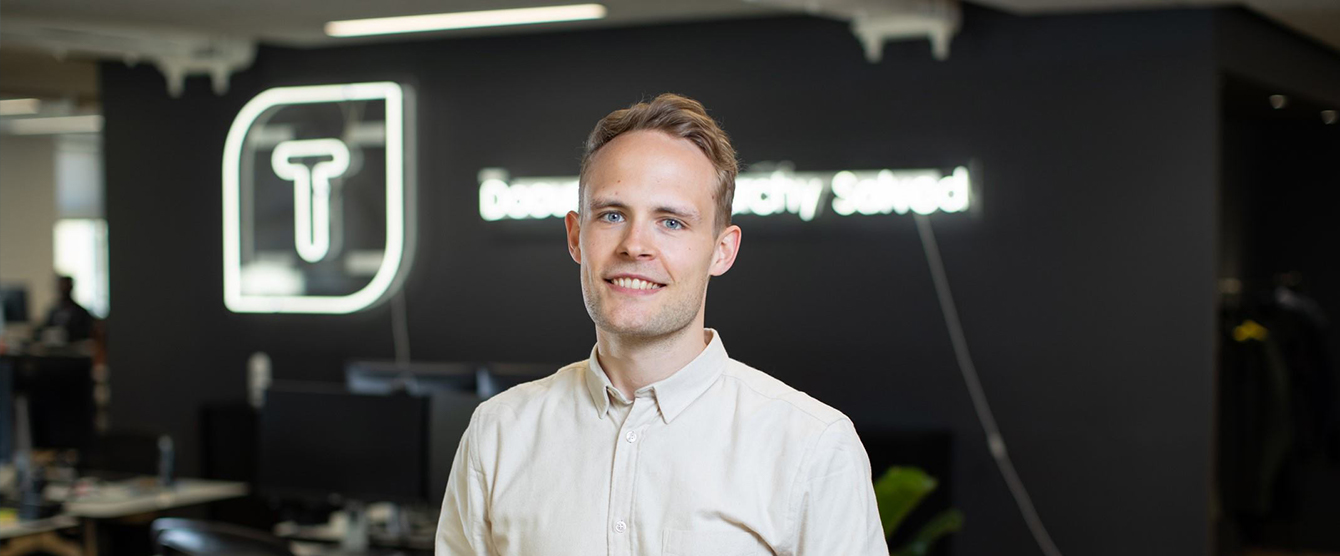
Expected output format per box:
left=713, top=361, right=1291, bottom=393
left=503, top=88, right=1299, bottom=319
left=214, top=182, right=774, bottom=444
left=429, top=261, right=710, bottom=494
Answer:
left=0, top=515, right=81, bottom=556
left=0, top=477, right=249, bottom=556
left=276, top=521, right=433, bottom=554
left=62, top=478, right=247, bottom=519
left=289, top=541, right=429, bottom=556
left=68, top=477, right=248, bottom=556
left=0, top=515, right=80, bottom=540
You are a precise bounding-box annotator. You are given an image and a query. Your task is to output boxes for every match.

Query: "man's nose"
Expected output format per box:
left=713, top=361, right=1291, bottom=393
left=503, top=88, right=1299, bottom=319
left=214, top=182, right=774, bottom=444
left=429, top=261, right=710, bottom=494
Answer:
left=618, top=221, right=656, bottom=260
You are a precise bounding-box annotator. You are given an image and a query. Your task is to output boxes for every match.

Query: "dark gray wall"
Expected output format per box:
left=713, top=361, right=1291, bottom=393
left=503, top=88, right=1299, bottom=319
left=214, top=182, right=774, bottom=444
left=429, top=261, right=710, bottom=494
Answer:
left=102, top=7, right=1219, bottom=556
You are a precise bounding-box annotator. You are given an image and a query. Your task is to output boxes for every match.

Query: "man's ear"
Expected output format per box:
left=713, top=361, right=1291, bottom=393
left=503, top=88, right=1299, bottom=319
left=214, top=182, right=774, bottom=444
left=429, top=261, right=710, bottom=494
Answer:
left=709, top=224, right=742, bottom=277
left=565, top=211, right=582, bottom=264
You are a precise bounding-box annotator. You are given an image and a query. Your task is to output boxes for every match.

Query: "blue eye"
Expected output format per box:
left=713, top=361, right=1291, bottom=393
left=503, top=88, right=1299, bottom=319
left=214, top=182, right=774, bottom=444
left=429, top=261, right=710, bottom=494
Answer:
left=599, top=212, right=624, bottom=223
left=663, top=219, right=683, bottom=230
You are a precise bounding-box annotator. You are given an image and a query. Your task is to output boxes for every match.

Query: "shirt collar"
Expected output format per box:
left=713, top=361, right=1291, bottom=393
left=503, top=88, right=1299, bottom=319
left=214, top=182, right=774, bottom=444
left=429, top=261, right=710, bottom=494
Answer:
left=584, top=328, right=728, bottom=424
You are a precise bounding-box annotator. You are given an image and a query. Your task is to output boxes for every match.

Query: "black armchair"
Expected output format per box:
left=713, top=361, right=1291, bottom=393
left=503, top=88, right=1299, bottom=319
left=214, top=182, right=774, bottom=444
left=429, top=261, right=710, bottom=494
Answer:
left=150, top=518, right=294, bottom=556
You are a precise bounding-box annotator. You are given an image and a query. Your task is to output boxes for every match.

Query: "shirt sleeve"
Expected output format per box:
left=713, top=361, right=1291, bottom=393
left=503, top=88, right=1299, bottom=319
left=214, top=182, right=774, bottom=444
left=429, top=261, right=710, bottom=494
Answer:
left=435, top=408, right=494, bottom=556
left=790, top=418, right=889, bottom=556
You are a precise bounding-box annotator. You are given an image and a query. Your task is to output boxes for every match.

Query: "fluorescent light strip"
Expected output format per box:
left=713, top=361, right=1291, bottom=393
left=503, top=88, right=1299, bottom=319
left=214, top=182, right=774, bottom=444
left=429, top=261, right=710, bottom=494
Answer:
left=0, top=98, right=41, bottom=116
left=4, top=115, right=103, bottom=135
left=326, top=4, right=606, bottom=37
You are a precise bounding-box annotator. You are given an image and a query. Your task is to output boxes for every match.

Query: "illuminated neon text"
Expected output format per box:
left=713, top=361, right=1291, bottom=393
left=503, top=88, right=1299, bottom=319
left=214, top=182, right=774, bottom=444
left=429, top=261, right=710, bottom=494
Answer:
left=479, top=165, right=972, bottom=221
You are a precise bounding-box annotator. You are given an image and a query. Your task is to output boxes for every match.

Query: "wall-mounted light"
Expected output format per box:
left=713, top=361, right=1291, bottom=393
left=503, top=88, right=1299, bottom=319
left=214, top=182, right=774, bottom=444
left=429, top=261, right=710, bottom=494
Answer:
left=325, top=4, right=607, bottom=37
left=1323, top=110, right=1337, bottom=125
left=1269, top=94, right=1288, bottom=109
left=223, top=82, right=410, bottom=314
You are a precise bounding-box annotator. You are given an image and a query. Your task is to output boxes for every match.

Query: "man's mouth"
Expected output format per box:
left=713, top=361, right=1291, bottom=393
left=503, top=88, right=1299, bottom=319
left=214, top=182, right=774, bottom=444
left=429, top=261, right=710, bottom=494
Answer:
left=606, top=277, right=665, bottom=291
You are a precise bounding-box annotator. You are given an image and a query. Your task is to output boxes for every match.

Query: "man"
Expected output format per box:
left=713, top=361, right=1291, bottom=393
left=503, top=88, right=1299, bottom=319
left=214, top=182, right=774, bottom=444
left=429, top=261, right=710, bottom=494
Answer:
left=43, top=275, right=94, bottom=343
left=436, top=94, right=887, bottom=555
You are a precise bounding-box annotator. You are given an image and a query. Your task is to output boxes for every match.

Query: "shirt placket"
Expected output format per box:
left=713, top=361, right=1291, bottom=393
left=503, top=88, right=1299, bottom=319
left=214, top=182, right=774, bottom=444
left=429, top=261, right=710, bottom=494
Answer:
left=606, top=392, right=655, bottom=555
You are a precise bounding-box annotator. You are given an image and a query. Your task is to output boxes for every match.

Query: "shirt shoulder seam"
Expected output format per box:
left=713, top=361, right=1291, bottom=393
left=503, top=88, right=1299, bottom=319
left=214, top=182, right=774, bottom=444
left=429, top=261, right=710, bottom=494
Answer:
left=718, top=370, right=845, bottom=426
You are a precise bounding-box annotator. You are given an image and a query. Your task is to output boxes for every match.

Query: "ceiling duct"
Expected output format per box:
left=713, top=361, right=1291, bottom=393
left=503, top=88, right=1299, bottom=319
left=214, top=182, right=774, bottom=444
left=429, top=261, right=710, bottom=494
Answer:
left=746, top=0, right=960, bottom=61
left=0, top=17, right=256, bottom=97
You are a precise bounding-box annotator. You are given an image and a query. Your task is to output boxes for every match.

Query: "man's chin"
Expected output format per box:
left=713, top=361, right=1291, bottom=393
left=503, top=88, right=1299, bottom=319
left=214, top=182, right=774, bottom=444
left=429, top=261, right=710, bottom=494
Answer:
left=598, top=321, right=661, bottom=338
left=594, top=315, right=684, bottom=339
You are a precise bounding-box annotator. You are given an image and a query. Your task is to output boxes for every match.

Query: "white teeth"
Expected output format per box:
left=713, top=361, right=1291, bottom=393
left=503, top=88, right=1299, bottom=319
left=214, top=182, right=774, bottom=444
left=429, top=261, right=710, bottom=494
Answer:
left=613, top=277, right=661, bottom=290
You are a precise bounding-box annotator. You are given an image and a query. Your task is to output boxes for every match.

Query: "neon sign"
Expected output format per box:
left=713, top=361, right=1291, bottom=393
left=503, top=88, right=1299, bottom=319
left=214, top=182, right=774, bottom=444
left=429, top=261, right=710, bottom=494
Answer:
left=478, top=164, right=972, bottom=222
left=223, top=82, right=412, bottom=314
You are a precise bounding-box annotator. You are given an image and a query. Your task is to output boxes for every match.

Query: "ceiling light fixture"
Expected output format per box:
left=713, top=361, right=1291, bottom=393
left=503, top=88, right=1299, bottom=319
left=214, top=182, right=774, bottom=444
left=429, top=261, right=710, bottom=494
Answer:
left=325, top=4, right=607, bottom=37
left=2, top=115, right=103, bottom=135
left=0, top=98, right=42, bottom=116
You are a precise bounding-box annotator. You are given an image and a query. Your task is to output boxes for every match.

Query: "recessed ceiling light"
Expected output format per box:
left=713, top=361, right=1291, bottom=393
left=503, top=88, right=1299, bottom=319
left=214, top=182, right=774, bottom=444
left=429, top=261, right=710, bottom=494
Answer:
left=2, top=115, right=103, bottom=135
left=326, top=4, right=607, bottom=37
left=0, top=98, right=41, bottom=116
left=1269, top=94, right=1288, bottom=109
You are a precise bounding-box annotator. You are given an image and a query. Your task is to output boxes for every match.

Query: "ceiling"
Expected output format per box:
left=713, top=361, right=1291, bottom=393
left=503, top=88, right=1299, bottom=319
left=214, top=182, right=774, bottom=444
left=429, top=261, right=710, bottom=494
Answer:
left=1, top=0, right=1338, bottom=101
left=1, top=0, right=1339, bottom=49
left=978, top=0, right=1340, bottom=52
left=0, top=1, right=782, bottom=46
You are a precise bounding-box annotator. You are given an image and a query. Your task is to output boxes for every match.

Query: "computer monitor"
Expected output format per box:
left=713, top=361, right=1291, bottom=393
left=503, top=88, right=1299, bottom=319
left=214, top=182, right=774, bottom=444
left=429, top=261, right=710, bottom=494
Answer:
left=345, top=361, right=478, bottom=397
left=1, top=287, right=29, bottom=323
left=12, top=356, right=95, bottom=451
left=259, top=385, right=428, bottom=504
left=427, top=389, right=482, bottom=502
left=478, top=363, right=555, bottom=399
left=0, top=359, right=13, bottom=463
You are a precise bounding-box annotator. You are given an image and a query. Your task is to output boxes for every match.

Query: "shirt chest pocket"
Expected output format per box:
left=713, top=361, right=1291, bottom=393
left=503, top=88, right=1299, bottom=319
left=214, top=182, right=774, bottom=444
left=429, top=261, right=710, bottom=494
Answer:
left=662, top=529, right=773, bottom=556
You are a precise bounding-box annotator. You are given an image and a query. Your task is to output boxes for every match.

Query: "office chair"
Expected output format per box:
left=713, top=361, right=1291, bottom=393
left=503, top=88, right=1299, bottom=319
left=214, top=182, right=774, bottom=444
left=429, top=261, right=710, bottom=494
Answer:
left=150, top=518, right=294, bottom=556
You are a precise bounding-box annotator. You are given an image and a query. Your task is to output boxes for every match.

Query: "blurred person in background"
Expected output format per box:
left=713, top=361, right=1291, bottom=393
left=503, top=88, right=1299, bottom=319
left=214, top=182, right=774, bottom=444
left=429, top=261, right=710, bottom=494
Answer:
left=42, top=275, right=94, bottom=344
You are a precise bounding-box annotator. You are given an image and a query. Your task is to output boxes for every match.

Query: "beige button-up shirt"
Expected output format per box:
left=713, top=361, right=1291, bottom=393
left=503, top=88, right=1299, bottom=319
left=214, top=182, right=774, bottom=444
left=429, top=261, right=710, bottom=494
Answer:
left=435, top=330, right=887, bottom=556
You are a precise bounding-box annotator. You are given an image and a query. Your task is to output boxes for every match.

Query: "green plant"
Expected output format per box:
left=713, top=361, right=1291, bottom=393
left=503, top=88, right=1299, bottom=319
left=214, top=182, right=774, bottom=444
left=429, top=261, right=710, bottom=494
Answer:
left=873, top=466, right=964, bottom=556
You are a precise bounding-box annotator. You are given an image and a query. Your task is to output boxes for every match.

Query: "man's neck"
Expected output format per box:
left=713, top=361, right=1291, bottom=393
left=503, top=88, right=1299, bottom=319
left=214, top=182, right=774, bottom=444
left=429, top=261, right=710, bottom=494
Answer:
left=595, top=324, right=711, bottom=400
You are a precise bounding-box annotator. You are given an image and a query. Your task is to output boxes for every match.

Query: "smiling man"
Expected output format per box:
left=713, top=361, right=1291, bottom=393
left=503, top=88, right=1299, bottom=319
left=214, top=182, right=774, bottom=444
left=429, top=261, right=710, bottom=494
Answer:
left=436, top=94, right=887, bottom=556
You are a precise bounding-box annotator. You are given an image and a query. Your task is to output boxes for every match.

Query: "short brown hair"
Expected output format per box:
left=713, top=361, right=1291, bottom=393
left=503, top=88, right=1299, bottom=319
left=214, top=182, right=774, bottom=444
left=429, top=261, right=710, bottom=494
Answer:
left=579, top=93, right=738, bottom=232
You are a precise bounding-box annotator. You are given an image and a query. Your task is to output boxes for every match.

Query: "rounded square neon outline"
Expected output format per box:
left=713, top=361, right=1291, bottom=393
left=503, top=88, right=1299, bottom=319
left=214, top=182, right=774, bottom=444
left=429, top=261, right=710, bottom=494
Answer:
left=223, top=82, right=406, bottom=314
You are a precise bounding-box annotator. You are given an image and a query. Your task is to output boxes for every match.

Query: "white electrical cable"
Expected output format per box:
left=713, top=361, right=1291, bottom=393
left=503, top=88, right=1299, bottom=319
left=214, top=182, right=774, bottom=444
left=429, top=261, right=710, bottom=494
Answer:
left=391, top=290, right=412, bottom=366
left=913, top=214, right=1064, bottom=556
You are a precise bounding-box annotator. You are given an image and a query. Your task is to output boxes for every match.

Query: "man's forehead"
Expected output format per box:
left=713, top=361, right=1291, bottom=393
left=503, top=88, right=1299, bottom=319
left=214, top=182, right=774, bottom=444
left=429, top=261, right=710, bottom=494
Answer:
left=583, top=131, right=716, bottom=204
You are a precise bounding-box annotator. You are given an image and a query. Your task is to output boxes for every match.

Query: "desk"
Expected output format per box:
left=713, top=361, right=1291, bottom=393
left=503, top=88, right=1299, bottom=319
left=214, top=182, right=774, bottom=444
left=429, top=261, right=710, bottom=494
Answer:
left=62, top=478, right=248, bottom=519
left=0, top=516, right=81, bottom=556
left=0, top=515, right=80, bottom=540
left=276, top=521, right=432, bottom=553
left=67, top=477, right=248, bottom=556
left=289, top=541, right=427, bottom=556
left=0, top=477, right=247, bottom=556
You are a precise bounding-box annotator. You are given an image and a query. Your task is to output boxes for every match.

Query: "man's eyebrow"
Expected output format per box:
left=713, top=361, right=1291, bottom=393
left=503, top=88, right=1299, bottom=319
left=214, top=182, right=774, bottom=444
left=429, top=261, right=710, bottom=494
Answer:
left=588, top=199, right=702, bottom=223
left=588, top=198, right=629, bottom=212
left=655, top=205, right=701, bottom=222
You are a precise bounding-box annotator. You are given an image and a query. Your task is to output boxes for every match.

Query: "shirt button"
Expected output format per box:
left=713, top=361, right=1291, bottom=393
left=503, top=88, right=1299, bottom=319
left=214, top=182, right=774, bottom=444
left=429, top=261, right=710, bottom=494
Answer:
left=614, top=520, right=627, bottom=533
left=625, top=431, right=638, bottom=443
